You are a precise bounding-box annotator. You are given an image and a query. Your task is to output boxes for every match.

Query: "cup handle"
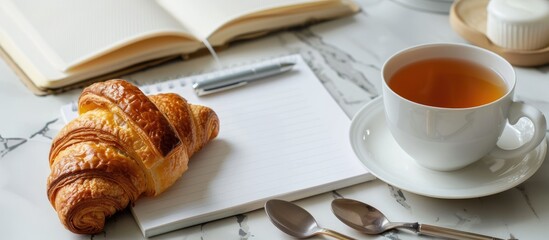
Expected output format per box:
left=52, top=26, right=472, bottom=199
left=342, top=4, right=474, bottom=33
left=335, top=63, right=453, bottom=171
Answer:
left=489, top=101, right=547, bottom=159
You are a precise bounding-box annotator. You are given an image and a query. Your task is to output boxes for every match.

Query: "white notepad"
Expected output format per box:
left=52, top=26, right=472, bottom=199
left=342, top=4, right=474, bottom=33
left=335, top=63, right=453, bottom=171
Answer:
left=61, top=55, right=374, bottom=237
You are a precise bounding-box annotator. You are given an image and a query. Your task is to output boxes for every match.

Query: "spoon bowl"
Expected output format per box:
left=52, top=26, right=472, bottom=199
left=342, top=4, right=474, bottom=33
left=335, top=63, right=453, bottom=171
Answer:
left=331, top=198, right=503, bottom=240
left=331, top=198, right=411, bottom=234
left=264, top=199, right=321, bottom=238
left=265, top=199, right=355, bottom=240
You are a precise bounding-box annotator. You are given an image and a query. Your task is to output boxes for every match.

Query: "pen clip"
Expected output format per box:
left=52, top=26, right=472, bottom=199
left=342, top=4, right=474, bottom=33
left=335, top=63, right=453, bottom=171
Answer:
left=194, top=81, right=248, bottom=96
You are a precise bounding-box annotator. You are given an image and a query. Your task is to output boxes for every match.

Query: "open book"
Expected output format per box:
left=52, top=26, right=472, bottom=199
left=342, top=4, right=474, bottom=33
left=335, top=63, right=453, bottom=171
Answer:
left=61, top=55, right=374, bottom=237
left=0, top=0, right=360, bottom=95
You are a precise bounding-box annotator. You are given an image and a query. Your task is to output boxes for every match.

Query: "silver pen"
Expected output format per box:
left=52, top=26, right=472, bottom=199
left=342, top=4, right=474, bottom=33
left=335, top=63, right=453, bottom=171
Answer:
left=192, top=60, right=295, bottom=96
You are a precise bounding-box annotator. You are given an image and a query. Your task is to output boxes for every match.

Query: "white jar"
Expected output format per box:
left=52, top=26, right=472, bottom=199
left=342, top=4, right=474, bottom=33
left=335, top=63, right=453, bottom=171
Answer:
left=487, top=0, right=549, bottom=50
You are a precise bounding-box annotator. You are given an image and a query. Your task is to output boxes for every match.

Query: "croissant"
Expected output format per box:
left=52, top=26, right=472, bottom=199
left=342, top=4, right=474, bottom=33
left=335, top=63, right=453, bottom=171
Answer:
left=47, top=79, right=219, bottom=234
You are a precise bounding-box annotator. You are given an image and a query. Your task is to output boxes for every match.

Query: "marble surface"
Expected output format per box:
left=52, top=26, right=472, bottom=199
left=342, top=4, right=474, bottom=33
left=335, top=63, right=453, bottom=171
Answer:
left=1, top=0, right=549, bottom=239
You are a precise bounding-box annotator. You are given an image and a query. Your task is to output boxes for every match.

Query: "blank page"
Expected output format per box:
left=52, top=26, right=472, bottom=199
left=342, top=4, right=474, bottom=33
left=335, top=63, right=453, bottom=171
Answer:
left=3, top=0, right=188, bottom=71
left=60, top=55, right=373, bottom=237
left=134, top=55, right=372, bottom=237
left=156, top=0, right=321, bottom=40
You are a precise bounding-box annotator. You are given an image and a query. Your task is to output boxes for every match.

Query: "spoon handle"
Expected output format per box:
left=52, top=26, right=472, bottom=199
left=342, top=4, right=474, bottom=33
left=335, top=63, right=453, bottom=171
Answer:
left=319, top=228, right=357, bottom=240
left=419, top=224, right=504, bottom=240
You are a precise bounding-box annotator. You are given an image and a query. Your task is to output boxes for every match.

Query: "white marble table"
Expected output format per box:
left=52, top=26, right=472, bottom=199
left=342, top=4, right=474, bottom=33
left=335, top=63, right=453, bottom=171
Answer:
left=1, top=0, right=549, bottom=239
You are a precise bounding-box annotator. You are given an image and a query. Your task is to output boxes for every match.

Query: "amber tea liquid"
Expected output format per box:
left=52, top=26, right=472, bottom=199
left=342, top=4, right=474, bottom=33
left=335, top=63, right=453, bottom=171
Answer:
left=388, top=58, right=507, bottom=108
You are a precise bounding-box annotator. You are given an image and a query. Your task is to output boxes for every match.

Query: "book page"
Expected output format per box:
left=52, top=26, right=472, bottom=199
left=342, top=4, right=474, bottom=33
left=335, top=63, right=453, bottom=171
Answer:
left=156, top=0, right=326, bottom=41
left=2, top=0, right=195, bottom=71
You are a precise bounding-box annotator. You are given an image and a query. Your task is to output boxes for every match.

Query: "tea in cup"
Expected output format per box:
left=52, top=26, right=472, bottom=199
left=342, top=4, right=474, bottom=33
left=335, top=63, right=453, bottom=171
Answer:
left=382, top=43, right=546, bottom=171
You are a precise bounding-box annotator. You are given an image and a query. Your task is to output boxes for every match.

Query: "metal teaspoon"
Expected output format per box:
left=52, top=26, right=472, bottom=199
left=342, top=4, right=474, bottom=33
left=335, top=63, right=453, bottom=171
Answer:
left=264, top=199, right=356, bottom=240
left=331, top=198, right=504, bottom=240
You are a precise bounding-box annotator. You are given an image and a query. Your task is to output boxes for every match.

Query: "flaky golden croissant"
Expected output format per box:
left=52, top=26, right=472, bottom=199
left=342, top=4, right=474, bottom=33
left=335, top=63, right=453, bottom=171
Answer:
left=47, top=79, right=219, bottom=234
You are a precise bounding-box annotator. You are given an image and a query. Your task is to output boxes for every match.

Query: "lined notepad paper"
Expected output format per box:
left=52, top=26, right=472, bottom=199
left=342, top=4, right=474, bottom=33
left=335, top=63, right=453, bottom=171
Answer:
left=61, top=55, right=374, bottom=237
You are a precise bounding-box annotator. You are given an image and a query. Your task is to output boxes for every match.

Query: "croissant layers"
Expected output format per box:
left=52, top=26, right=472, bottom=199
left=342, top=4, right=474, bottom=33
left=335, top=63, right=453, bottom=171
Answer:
left=47, top=79, right=219, bottom=234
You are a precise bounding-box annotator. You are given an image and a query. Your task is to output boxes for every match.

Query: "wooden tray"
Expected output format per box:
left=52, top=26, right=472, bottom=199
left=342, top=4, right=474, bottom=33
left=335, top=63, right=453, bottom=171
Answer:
left=450, top=0, right=549, bottom=67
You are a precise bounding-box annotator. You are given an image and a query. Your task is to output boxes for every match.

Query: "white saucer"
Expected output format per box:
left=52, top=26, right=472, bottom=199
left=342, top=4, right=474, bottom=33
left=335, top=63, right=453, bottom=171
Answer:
left=349, top=97, right=547, bottom=199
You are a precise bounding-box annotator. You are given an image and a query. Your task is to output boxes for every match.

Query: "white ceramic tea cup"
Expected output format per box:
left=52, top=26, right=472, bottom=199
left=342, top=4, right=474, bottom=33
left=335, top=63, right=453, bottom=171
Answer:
left=382, top=43, right=547, bottom=171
